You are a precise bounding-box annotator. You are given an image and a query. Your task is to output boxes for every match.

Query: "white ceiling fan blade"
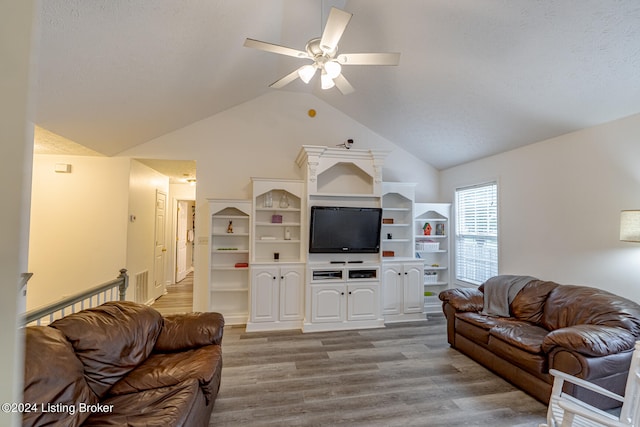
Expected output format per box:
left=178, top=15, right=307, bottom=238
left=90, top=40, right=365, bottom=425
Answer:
left=337, top=52, right=401, bottom=66
left=269, top=68, right=303, bottom=89
left=244, top=38, right=309, bottom=59
left=320, top=8, right=352, bottom=53
left=333, top=74, right=355, bottom=95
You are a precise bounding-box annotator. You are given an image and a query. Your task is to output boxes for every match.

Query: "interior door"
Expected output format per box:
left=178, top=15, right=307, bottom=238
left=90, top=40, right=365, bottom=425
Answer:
left=153, top=190, right=167, bottom=299
left=176, top=200, right=188, bottom=282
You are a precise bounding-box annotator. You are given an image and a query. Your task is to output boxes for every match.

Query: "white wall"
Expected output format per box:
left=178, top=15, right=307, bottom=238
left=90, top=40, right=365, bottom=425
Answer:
left=120, top=91, right=440, bottom=310
left=1, top=1, right=36, bottom=423
left=126, top=160, right=170, bottom=302
left=440, top=113, right=640, bottom=303
left=28, top=155, right=130, bottom=308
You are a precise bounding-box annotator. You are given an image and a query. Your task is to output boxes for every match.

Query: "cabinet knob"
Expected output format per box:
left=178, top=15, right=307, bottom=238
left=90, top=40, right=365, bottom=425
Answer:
left=341, top=292, right=345, bottom=295
left=398, top=272, right=401, bottom=276
left=349, top=291, right=352, bottom=295
left=404, top=272, right=408, bottom=275
left=273, top=277, right=277, bottom=280
left=281, top=276, right=284, bottom=279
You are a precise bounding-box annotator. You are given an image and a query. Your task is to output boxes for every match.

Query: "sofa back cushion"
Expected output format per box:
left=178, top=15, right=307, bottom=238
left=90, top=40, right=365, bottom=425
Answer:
left=51, top=301, right=163, bottom=398
left=541, top=285, right=640, bottom=335
left=510, top=280, right=559, bottom=324
left=23, top=326, right=99, bottom=427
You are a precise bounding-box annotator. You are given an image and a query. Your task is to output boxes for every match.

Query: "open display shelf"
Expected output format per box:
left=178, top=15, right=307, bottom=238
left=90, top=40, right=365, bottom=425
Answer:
left=209, top=200, right=251, bottom=325
left=415, top=204, right=451, bottom=313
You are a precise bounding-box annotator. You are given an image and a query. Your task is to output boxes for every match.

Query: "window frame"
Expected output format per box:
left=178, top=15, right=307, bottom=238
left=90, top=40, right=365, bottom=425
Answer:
left=454, top=181, right=499, bottom=287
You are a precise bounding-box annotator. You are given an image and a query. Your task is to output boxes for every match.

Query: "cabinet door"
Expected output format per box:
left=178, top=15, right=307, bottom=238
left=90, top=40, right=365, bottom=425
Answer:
left=403, top=263, right=424, bottom=314
left=311, top=285, right=345, bottom=323
left=251, top=267, right=279, bottom=322
left=279, top=266, right=304, bottom=321
left=381, top=264, right=403, bottom=315
left=347, top=283, right=379, bottom=321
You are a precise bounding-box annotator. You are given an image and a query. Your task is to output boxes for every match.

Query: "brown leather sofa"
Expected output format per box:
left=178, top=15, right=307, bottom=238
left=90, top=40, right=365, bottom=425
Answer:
left=22, top=301, right=224, bottom=426
left=439, top=276, right=640, bottom=409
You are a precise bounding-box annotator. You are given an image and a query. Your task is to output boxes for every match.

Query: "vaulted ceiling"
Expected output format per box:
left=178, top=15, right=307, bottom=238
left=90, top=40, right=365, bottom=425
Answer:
left=34, top=0, right=640, bottom=170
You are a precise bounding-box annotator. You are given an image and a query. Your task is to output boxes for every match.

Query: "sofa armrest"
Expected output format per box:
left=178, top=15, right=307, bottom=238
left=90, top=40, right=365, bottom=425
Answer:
left=542, top=325, right=636, bottom=357
left=154, top=312, right=224, bottom=352
left=439, top=288, right=483, bottom=312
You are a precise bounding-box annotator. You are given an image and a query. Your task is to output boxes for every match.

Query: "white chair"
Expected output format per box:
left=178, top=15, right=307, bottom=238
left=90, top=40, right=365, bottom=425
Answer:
left=540, top=341, right=640, bottom=427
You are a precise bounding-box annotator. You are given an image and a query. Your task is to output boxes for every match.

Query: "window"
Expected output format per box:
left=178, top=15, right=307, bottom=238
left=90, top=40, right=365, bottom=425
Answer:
left=455, top=182, right=498, bottom=285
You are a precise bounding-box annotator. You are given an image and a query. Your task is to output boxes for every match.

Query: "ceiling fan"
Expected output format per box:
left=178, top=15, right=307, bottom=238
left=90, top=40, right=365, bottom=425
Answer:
left=243, top=7, right=400, bottom=95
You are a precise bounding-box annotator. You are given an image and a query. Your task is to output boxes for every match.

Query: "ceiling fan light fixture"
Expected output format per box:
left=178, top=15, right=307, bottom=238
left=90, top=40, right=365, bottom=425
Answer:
left=298, top=64, right=317, bottom=84
left=324, top=61, right=342, bottom=79
left=321, top=70, right=335, bottom=90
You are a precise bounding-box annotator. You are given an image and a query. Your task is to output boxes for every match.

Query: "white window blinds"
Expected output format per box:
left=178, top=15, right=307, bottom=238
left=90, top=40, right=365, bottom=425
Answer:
left=455, top=182, right=498, bottom=285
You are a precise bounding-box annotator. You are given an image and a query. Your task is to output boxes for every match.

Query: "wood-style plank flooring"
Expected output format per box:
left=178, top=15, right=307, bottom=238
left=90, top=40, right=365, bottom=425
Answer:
left=151, top=275, right=548, bottom=426
left=150, top=272, right=194, bottom=315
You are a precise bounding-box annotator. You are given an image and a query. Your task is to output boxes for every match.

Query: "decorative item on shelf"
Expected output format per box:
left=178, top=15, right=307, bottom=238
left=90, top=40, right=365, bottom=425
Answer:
left=227, top=220, right=233, bottom=233
left=271, top=214, right=283, bottom=223
left=264, top=191, right=273, bottom=208
left=424, top=271, right=438, bottom=283
left=274, top=252, right=280, bottom=261
left=416, top=241, right=439, bottom=251
left=284, top=227, right=291, bottom=240
left=423, top=222, right=432, bottom=235
left=424, top=291, right=435, bottom=297
left=435, top=223, right=445, bottom=236
left=387, top=233, right=392, bottom=240
left=279, top=193, right=289, bottom=208
left=234, top=262, right=249, bottom=268
left=382, top=218, right=394, bottom=224
left=382, top=250, right=395, bottom=257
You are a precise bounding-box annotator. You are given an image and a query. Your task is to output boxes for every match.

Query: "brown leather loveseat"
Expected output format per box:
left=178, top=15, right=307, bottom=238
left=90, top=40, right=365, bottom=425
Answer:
left=439, top=275, right=640, bottom=408
left=23, top=301, right=224, bottom=426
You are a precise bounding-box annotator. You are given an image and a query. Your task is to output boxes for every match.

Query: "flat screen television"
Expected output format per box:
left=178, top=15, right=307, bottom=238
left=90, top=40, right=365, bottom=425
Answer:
left=309, top=206, right=382, bottom=253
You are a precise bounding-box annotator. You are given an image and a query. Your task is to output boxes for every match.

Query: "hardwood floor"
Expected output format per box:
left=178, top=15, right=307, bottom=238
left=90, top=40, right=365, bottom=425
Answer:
left=151, top=277, right=548, bottom=426
left=212, top=318, right=547, bottom=427
left=150, top=272, right=194, bottom=315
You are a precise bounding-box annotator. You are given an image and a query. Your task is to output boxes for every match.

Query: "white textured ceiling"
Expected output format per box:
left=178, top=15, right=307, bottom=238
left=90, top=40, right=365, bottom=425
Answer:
left=34, top=0, right=640, bottom=170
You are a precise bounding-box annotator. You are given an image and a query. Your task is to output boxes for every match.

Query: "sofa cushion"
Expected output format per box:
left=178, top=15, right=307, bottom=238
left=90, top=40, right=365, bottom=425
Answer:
left=510, top=280, right=559, bottom=324
left=23, top=326, right=99, bottom=427
left=489, top=323, right=549, bottom=354
left=109, top=344, right=223, bottom=405
left=50, top=301, right=163, bottom=398
left=487, top=334, right=548, bottom=377
left=541, top=285, right=640, bottom=335
left=83, top=380, right=204, bottom=427
left=455, top=312, right=529, bottom=345
left=154, top=312, right=225, bottom=352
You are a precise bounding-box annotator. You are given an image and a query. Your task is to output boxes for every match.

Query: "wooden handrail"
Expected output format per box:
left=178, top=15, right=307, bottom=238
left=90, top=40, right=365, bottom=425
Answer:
left=22, top=269, right=128, bottom=326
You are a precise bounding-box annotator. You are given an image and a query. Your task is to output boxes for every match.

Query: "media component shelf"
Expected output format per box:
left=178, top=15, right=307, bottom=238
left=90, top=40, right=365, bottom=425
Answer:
left=304, top=263, right=383, bottom=332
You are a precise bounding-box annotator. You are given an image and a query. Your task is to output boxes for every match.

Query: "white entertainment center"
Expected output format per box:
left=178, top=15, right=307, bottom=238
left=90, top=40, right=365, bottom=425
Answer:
left=208, top=145, right=450, bottom=332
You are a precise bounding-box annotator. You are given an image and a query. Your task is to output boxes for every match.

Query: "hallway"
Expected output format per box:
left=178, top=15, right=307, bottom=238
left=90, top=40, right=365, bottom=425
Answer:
left=151, top=272, right=194, bottom=315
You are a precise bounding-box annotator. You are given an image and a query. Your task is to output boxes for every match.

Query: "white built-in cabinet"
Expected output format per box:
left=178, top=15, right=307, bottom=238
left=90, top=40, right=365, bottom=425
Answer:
left=381, top=261, right=424, bottom=320
left=380, top=183, right=426, bottom=322
left=208, top=199, right=251, bottom=325
left=247, top=264, right=304, bottom=331
left=297, top=146, right=387, bottom=332
left=415, top=203, right=451, bottom=313
left=207, top=149, right=451, bottom=331
left=246, top=178, right=305, bottom=332
left=308, top=266, right=381, bottom=326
